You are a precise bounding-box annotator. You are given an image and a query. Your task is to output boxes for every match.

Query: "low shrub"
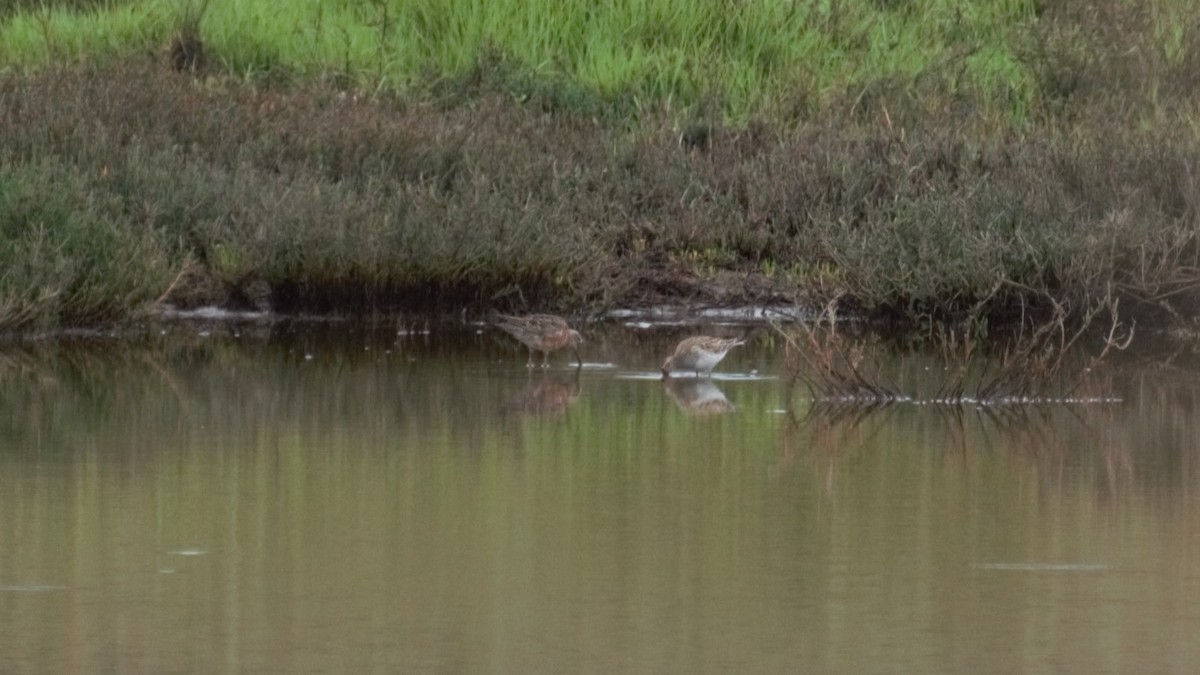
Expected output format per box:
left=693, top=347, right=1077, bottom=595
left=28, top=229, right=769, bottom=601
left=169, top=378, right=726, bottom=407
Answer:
left=2, top=48, right=1200, bottom=330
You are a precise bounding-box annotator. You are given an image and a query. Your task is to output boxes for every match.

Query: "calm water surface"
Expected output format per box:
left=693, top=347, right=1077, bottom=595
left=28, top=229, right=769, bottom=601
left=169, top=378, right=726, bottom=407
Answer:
left=1, top=320, right=1198, bottom=674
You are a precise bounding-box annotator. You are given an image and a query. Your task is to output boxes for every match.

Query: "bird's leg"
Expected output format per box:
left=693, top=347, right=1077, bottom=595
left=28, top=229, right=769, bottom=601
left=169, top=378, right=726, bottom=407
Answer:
left=541, top=351, right=550, bottom=368
left=526, top=349, right=535, bottom=368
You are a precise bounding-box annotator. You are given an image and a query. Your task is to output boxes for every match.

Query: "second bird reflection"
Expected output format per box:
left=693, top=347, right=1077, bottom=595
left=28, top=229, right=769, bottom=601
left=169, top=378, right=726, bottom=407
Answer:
left=662, top=377, right=734, bottom=415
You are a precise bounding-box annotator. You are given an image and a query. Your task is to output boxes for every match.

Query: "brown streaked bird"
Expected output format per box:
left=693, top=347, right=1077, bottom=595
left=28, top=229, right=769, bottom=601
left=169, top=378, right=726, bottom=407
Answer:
left=661, top=336, right=745, bottom=378
left=496, top=314, right=584, bottom=368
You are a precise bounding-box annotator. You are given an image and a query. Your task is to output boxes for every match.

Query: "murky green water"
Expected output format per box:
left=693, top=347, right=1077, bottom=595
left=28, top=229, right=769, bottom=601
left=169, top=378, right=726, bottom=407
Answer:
left=1, top=320, right=1199, bottom=673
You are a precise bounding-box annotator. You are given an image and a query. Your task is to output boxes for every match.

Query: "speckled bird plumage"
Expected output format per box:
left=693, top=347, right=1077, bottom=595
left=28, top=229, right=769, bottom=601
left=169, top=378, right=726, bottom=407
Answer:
left=660, top=336, right=745, bottom=377
left=496, top=314, right=584, bottom=367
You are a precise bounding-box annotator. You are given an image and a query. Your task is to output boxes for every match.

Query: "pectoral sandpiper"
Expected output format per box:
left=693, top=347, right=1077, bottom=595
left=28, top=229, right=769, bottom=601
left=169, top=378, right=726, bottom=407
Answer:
left=496, top=314, right=584, bottom=367
left=660, top=335, right=745, bottom=378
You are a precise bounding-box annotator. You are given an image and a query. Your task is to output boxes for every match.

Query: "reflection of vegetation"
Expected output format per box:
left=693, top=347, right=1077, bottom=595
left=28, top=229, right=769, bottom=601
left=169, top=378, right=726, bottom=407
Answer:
left=2, top=329, right=1198, bottom=672
left=0, top=320, right=1194, bottom=517
left=775, top=295, right=1133, bottom=408
left=772, top=378, right=1170, bottom=512
left=0, top=322, right=776, bottom=459
left=0, top=331, right=249, bottom=454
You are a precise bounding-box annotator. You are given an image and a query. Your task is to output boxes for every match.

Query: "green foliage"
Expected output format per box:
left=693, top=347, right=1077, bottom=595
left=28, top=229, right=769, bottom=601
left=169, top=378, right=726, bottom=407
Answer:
left=0, top=163, right=171, bottom=329
left=0, top=0, right=1043, bottom=122
left=0, top=0, right=135, bottom=19
left=4, top=3, right=1200, bottom=330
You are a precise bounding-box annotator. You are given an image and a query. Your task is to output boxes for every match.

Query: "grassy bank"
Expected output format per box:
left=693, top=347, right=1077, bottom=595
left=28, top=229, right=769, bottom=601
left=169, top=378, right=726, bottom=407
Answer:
left=3, top=1, right=1200, bottom=332
left=2, top=0, right=1040, bottom=122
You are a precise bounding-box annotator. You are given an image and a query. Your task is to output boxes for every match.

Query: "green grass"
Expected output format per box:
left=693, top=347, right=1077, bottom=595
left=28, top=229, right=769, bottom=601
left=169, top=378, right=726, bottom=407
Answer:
left=4, top=2, right=1200, bottom=332
left=0, top=0, right=1045, bottom=122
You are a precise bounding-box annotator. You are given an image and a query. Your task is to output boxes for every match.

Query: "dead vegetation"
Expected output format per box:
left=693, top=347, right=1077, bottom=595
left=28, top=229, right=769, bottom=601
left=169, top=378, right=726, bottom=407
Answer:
left=774, top=290, right=1134, bottom=411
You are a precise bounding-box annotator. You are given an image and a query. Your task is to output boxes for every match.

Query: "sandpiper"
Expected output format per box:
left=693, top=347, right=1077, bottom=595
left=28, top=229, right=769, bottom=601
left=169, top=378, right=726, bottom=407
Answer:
left=496, top=314, right=584, bottom=367
left=660, top=335, right=745, bottom=378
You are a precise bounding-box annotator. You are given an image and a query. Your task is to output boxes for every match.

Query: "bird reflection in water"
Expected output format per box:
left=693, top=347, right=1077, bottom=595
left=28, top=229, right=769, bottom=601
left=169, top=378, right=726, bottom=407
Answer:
left=661, top=376, right=734, bottom=415
left=502, top=369, right=582, bottom=416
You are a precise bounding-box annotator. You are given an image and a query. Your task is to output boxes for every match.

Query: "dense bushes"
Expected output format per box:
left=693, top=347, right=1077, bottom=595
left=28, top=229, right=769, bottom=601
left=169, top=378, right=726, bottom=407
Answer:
left=2, top=1, right=1200, bottom=330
